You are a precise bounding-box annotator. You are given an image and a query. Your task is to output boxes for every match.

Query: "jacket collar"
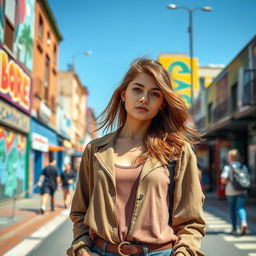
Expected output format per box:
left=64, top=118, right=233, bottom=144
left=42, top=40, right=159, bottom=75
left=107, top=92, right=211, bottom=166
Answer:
left=94, top=129, right=163, bottom=186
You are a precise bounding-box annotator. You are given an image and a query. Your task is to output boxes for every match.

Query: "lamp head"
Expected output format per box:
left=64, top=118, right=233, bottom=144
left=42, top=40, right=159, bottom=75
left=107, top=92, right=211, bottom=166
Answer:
left=84, top=51, right=92, bottom=55
left=167, top=4, right=178, bottom=9
left=202, top=6, right=212, bottom=12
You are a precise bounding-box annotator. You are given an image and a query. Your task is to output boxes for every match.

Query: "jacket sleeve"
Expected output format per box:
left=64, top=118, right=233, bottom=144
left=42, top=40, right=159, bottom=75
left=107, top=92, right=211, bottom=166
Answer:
left=172, top=144, right=206, bottom=256
left=67, top=144, right=93, bottom=256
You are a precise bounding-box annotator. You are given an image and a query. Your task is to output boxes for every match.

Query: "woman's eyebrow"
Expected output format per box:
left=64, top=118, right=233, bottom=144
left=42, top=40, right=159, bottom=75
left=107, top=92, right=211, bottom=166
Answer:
left=133, top=82, right=160, bottom=90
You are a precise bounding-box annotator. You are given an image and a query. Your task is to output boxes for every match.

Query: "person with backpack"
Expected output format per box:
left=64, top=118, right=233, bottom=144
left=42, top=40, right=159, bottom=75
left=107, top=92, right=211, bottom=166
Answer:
left=221, top=149, right=249, bottom=235
left=67, top=58, right=205, bottom=256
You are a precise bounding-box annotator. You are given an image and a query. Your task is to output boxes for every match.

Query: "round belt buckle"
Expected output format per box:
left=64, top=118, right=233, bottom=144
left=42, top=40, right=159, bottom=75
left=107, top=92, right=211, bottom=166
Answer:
left=117, top=241, right=131, bottom=256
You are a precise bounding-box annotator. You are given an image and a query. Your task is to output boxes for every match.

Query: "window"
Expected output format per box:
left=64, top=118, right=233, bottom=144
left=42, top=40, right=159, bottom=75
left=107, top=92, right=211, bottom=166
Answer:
left=3, top=0, right=16, bottom=50
left=231, top=83, right=238, bottom=112
left=53, top=44, right=57, bottom=64
left=47, top=31, right=51, bottom=46
left=44, top=55, right=50, bottom=100
left=242, top=69, right=256, bottom=105
left=38, top=15, right=43, bottom=40
left=208, top=103, right=213, bottom=123
left=5, top=0, right=15, bottom=23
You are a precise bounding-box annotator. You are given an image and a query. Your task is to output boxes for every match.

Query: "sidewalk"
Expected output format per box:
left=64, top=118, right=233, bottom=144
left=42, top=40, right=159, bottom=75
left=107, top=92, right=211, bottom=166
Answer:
left=1, top=190, right=255, bottom=255
left=0, top=190, right=68, bottom=255
left=204, top=192, right=256, bottom=234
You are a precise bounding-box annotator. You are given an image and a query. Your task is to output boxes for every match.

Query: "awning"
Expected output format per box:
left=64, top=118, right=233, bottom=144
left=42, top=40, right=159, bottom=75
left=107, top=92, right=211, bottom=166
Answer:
left=49, top=145, right=65, bottom=151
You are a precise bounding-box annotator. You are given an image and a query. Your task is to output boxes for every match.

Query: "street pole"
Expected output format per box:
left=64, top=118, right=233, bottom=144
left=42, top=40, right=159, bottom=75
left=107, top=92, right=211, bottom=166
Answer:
left=188, top=9, right=194, bottom=107
left=167, top=4, right=212, bottom=109
left=72, top=51, right=92, bottom=71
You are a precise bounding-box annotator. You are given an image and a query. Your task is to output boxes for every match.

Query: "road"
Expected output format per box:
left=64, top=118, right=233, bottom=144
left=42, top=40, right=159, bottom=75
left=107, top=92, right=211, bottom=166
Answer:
left=17, top=210, right=256, bottom=256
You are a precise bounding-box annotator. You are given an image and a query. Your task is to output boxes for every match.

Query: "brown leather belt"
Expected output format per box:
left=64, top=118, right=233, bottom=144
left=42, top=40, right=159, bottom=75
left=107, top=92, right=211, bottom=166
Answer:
left=94, top=237, right=173, bottom=256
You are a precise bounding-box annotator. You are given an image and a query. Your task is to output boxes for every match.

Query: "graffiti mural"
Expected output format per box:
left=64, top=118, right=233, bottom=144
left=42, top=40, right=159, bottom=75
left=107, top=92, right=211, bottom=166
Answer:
left=0, top=0, right=35, bottom=71
left=159, top=55, right=199, bottom=107
left=0, top=125, right=27, bottom=201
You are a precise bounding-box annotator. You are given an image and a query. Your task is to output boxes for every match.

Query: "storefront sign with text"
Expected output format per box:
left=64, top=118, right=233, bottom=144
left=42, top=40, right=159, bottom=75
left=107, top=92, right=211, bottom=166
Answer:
left=32, top=133, right=49, bottom=152
left=0, top=100, right=30, bottom=133
left=0, top=47, right=32, bottom=114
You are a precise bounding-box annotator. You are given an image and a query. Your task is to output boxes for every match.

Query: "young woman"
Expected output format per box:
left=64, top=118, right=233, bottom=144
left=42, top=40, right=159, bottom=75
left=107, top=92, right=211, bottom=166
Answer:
left=67, top=58, right=205, bottom=256
left=61, top=163, right=76, bottom=208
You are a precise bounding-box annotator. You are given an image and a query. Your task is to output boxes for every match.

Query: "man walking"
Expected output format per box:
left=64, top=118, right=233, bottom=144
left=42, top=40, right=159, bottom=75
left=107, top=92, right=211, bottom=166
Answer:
left=37, top=157, right=60, bottom=214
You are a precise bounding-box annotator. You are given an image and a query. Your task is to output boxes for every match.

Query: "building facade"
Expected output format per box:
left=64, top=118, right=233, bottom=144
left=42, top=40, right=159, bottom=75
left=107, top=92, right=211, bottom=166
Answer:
left=29, top=0, right=64, bottom=194
left=0, top=0, right=35, bottom=201
left=193, top=35, right=256, bottom=198
left=57, top=70, right=88, bottom=170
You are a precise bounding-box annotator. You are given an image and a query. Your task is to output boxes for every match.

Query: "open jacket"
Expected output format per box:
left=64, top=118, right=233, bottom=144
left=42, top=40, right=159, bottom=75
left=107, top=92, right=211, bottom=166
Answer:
left=67, top=130, right=205, bottom=256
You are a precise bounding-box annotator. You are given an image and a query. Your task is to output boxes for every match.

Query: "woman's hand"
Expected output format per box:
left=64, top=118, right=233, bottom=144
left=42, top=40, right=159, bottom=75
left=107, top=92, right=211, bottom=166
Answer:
left=80, top=251, right=99, bottom=256
left=76, top=247, right=99, bottom=256
left=68, top=179, right=74, bottom=184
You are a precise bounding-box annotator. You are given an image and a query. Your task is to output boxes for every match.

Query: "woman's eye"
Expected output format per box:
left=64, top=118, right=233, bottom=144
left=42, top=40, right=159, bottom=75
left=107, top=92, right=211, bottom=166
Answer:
left=151, top=92, right=160, bottom=97
left=132, top=87, right=142, bottom=93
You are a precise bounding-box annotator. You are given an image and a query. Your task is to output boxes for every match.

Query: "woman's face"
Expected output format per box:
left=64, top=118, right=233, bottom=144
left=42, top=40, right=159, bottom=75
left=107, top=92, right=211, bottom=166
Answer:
left=121, top=72, right=164, bottom=122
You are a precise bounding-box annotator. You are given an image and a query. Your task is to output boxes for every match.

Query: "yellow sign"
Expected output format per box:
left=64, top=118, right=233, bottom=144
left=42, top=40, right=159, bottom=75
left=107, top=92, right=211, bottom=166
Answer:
left=159, top=55, right=199, bottom=107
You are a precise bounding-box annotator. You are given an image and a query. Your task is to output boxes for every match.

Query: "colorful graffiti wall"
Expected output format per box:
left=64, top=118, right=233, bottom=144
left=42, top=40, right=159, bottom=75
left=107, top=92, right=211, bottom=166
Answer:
left=0, top=48, right=32, bottom=113
left=0, top=125, right=27, bottom=201
left=0, top=0, right=35, bottom=71
left=159, top=55, right=199, bottom=107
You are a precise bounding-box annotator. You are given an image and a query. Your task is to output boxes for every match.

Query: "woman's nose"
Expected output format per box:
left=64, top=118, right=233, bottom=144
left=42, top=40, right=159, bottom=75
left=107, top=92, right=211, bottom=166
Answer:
left=139, top=94, right=148, bottom=103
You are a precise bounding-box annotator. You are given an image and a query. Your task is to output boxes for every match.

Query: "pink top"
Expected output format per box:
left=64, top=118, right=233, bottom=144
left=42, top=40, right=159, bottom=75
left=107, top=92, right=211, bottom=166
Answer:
left=115, top=164, right=142, bottom=241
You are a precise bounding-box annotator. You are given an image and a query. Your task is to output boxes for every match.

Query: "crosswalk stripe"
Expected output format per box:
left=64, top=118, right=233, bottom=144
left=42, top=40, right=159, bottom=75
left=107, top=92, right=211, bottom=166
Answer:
left=207, top=224, right=231, bottom=228
left=206, top=220, right=229, bottom=224
left=223, top=235, right=256, bottom=242
left=234, top=243, right=256, bottom=250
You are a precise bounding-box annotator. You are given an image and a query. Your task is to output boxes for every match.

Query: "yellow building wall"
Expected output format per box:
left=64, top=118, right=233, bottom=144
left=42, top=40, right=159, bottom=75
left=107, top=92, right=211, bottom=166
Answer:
left=159, top=55, right=199, bottom=108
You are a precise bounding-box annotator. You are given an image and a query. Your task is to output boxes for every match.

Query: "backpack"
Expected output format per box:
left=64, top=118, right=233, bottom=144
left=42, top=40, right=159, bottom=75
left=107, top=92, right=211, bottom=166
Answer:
left=229, top=163, right=251, bottom=191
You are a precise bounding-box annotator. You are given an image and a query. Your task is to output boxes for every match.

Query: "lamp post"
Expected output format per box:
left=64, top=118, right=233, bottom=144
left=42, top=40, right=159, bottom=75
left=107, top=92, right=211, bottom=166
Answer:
left=72, top=51, right=92, bottom=71
left=167, top=4, right=212, bottom=107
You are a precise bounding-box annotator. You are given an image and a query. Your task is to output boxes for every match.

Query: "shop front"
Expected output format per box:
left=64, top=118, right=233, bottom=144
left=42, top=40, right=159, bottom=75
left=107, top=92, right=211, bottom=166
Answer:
left=30, top=118, right=61, bottom=194
left=0, top=46, right=32, bottom=201
left=0, top=100, right=30, bottom=201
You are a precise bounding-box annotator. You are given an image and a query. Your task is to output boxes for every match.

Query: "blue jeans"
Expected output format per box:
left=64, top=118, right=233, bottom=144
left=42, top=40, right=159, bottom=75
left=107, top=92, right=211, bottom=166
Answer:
left=90, top=244, right=173, bottom=256
left=227, top=194, right=247, bottom=231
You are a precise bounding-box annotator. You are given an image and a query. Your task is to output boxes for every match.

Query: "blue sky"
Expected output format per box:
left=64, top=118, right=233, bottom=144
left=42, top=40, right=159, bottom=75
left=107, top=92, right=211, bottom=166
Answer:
left=49, top=0, right=256, bottom=117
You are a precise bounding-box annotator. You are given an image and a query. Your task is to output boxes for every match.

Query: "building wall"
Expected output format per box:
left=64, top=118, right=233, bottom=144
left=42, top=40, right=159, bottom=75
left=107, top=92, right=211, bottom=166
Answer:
left=0, top=0, right=34, bottom=201
left=158, top=54, right=199, bottom=108
left=57, top=71, right=88, bottom=152
left=198, top=66, right=223, bottom=88
left=0, top=0, right=35, bottom=72
left=32, top=1, right=59, bottom=127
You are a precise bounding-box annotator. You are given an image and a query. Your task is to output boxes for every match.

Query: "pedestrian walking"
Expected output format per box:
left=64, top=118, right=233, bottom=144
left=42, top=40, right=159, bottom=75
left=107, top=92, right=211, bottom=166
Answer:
left=37, top=157, right=60, bottom=214
left=221, top=149, right=249, bottom=235
left=61, top=163, right=76, bottom=208
left=67, top=58, right=205, bottom=256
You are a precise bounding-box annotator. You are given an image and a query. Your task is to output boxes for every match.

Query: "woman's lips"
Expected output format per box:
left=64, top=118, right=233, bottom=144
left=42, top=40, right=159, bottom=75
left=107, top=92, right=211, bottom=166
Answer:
left=136, top=106, right=148, bottom=112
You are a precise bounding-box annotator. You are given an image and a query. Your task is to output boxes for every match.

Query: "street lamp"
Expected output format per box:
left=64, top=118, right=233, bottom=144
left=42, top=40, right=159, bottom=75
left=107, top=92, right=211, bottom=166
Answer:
left=167, top=4, right=212, bottom=107
left=72, top=51, right=92, bottom=71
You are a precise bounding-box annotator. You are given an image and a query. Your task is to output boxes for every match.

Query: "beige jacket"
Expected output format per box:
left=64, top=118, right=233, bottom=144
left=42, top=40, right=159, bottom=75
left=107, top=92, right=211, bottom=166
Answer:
left=67, top=130, right=205, bottom=256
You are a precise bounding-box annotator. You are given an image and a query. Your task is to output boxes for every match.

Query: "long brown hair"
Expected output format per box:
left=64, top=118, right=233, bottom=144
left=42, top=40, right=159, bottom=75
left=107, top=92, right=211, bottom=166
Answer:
left=97, top=58, right=202, bottom=164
